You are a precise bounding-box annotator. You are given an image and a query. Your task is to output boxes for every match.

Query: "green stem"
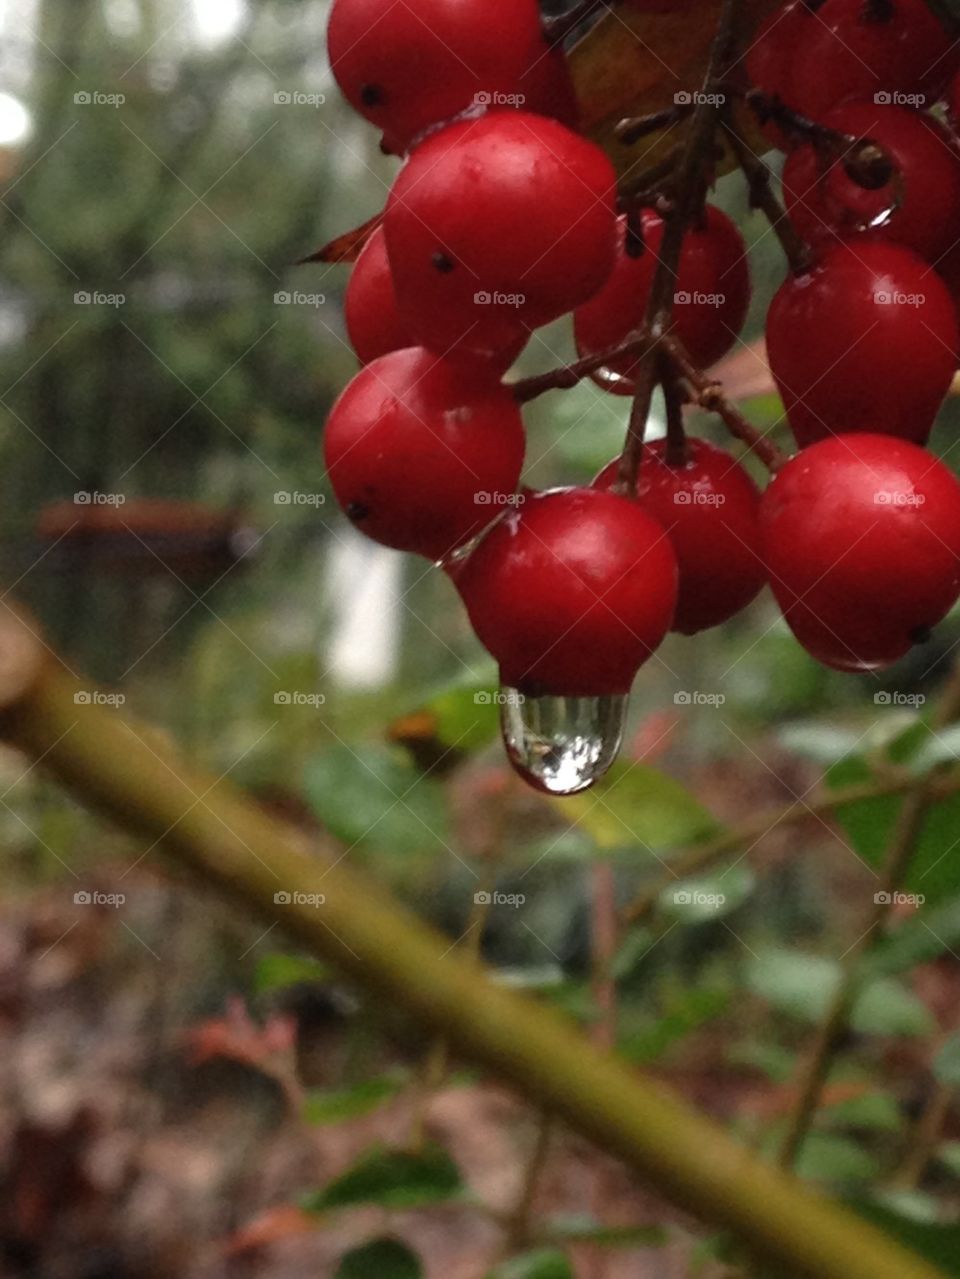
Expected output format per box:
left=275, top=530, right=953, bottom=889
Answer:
left=0, top=620, right=947, bottom=1279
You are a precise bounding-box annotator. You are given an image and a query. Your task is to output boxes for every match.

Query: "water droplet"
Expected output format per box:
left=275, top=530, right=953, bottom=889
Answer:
left=500, top=689, right=628, bottom=796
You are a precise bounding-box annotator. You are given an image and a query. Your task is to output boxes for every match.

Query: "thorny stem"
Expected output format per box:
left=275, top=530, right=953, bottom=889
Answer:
left=778, top=661, right=960, bottom=1169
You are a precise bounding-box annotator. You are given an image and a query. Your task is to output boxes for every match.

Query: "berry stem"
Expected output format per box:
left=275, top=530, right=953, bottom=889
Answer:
left=720, top=116, right=815, bottom=276
left=659, top=334, right=788, bottom=471
left=661, top=355, right=689, bottom=467
left=615, top=104, right=693, bottom=145
left=615, top=0, right=742, bottom=495
left=544, top=0, right=608, bottom=45
left=511, top=332, right=657, bottom=402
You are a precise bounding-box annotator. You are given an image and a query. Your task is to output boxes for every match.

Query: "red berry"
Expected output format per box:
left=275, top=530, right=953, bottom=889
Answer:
left=344, top=226, right=410, bottom=365
left=454, top=488, right=678, bottom=696
left=787, top=0, right=957, bottom=122
left=744, top=0, right=818, bottom=149
left=327, top=0, right=546, bottom=154
left=384, top=112, right=618, bottom=358
left=518, top=45, right=581, bottom=132
left=573, top=207, right=750, bottom=394
left=782, top=102, right=960, bottom=263
left=765, top=241, right=958, bottom=448
left=594, top=439, right=766, bottom=634
left=761, top=435, right=960, bottom=671
left=323, top=347, right=525, bottom=561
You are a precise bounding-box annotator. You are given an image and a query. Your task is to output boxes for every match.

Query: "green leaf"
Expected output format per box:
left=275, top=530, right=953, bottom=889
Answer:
left=485, top=1250, right=573, bottom=1279
left=745, top=949, right=933, bottom=1036
left=544, top=1217, right=667, bottom=1248
left=390, top=667, right=503, bottom=756
left=777, top=722, right=867, bottom=765
left=336, top=1239, right=423, bottom=1278
left=302, top=746, right=450, bottom=856
left=934, top=1034, right=960, bottom=1087
left=621, top=985, right=729, bottom=1063
left=304, top=1145, right=463, bottom=1213
left=868, top=895, right=960, bottom=979
left=254, top=950, right=331, bottom=994
left=551, top=762, right=719, bottom=852
left=303, top=1075, right=407, bottom=1125
left=822, top=1091, right=902, bottom=1134
left=793, top=1133, right=880, bottom=1183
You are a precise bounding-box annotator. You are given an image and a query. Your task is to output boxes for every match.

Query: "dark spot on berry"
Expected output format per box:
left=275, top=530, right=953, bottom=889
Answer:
left=360, top=84, right=383, bottom=107
left=432, top=251, right=455, bottom=273
left=910, top=624, right=933, bottom=645
left=346, top=501, right=369, bottom=521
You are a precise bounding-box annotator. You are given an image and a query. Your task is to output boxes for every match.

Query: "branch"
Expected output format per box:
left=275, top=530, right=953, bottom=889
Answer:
left=0, top=607, right=946, bottom=1279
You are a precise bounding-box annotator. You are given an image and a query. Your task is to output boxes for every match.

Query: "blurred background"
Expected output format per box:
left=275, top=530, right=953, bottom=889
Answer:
left=2, top=1, right=960, bottom=1276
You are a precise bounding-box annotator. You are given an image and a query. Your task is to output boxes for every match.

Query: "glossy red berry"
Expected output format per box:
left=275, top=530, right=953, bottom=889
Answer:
left=323, top=347, right=525, bottom=561
left=454, top=488, right=678, bottom=697
left=594, top=439, right=766, bottom=634
left=573, top=207, right=750, bottom=394
left=782, top=102, right=960, bottom=263
left=761, top=435, right=960, bottom=671
left=384, top=112, right=618, bottom=358
left=327, top=0, right=546, bottom=155
left=518, top=45, right=580, bottom=131
left=765, top=241, right=959, bottom=448
left=787, top=0, right=957, bottom=122
left=344, top=226, right=410, bottom=365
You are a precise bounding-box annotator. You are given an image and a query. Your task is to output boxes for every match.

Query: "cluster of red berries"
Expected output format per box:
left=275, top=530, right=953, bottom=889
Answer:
left=321, top=0, right=960, bottom=745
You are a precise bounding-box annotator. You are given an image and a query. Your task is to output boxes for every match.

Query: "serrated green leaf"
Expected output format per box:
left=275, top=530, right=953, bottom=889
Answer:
left=336, top=1238, right=423, bottom=1279
left=304, top=1075, right=407, bottom=1125
left=551, top=761, right=719, bottom=852
left=304, top=1145, right=463, bottom=1213
left=302, top=746, right=449, bottom=856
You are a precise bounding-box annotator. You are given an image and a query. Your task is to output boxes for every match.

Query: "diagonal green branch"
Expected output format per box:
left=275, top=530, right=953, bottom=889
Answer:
left=0, top=608, right=946, bottom=1279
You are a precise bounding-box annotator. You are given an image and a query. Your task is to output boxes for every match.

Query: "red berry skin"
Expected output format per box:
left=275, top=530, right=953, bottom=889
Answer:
left=454, top=488, right=678, bottom=697
left=344, top=226, right=410, bottom=365
left=744, top=0, right=818, bottom=149
left=782, top=103, right=960, bottom=264
left=323, top=347, right=525, bottom=562
left=518, top=45, right=580, bottom=132
left=766, top=241, right=959, bottom=449
left=384, top=113, right=618, bottom=358
left=761, top=435, right=960, bottom=672
left=327, top=0, right=546, bottom=155
left=787, top=0, right=957, bottom=122
left=573, top=208, right=750, bottom=394
left=594, top=439, right=766, bottom=634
